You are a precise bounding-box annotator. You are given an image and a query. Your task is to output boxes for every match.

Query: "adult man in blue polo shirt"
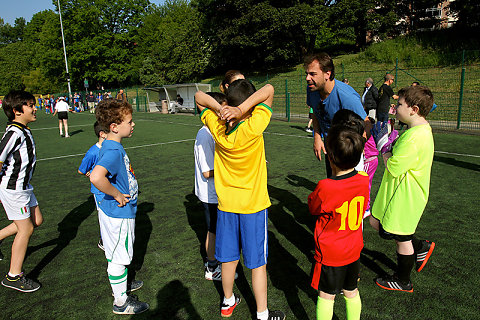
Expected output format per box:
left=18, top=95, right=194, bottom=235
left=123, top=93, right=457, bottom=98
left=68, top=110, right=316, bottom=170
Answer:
left=304, top=52, right=367, bottom=177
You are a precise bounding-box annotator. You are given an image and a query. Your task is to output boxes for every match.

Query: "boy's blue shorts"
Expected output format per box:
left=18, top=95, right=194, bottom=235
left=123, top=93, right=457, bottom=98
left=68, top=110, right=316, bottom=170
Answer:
left=215, top=208, right=268, bottom=269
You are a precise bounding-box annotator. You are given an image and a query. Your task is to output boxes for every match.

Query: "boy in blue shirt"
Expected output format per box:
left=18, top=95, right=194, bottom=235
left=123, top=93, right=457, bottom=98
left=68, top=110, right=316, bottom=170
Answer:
left=90, top=99, right=148, bottom=314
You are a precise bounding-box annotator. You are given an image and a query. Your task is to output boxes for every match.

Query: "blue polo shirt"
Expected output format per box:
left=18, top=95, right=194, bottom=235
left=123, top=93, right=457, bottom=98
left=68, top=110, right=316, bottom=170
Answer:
left=313, top=79, right=366, bottom=135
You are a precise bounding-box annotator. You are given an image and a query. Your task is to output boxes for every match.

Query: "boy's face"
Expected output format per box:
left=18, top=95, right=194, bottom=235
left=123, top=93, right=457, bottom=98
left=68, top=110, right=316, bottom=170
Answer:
left=114, top=112, right=135, bottom=138
left=395, top=97, right=416, bottom=124
left=15, top=100, right=37, bottom=125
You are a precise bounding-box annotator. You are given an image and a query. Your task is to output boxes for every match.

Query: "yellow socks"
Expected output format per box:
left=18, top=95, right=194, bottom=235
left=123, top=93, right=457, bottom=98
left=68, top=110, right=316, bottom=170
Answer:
left=316, top=296, right=334, bottom=319
left=344, top=293, right=361, bottom=320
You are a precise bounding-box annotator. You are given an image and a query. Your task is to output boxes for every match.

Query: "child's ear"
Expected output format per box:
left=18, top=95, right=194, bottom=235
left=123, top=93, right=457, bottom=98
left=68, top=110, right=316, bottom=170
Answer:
left=411, top=105, right=420, bottom=115
left=110, top=123, right=117, bottom=133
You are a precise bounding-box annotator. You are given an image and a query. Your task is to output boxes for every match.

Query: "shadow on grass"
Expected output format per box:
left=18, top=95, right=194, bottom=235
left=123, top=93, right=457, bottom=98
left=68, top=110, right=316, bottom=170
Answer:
left=26, top=195, right=96, bottom=280
left=184, top=192, right=207, bottom=261
left=286, top=174, right=317, bottom=192
left=268, top=184, right=314, bottom=261
left=268, top=231, right=317, bottom=319
left=68, top=129, right=83, bottom=137
left=139, top=280, right=202, bottom=319
left=360, top=247, right=397, bottom=277
left=129, top=202, right=154, bottom=281
left=434, top=155, right=480, bottom=172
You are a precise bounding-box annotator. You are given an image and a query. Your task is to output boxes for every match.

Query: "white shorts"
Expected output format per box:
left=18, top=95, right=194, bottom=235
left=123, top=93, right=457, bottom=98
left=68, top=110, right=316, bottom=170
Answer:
left=0, top=188, right=38, bottom=221
left=98, top=208, right=135, bottom=265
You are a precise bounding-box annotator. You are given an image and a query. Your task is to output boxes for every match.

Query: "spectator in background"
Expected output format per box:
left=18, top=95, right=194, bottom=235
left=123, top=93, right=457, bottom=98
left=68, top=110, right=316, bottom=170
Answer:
left=305, top=85, right=321, bottom=133
left=97, top=92, right=104, bottom=104
left=362, top=78, right=379, bottom=120
left=87, top=91, right=96, bottom=114
left=342, top=78, right=349, bottom=85
left=52, top=97, right=71, bottom=138
left=116, top=89, right=127, bottom=102
left=377, top=74, right=399, bottom=122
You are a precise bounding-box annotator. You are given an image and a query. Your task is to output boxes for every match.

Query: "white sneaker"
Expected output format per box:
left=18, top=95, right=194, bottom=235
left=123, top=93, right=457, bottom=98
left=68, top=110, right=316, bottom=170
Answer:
left=65, top=134, right=70, bottom=138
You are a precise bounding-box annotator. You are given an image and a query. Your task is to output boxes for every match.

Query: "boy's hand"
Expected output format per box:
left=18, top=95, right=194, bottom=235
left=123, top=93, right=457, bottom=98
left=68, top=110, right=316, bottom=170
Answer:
left=221, top=105, right=242, bottom=122
left=114, top=193, right=131, bottom=207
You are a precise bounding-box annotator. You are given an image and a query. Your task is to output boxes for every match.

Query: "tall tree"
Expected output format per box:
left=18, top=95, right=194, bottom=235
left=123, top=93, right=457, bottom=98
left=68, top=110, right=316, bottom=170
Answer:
left=137, top=0, right=210, bottom=85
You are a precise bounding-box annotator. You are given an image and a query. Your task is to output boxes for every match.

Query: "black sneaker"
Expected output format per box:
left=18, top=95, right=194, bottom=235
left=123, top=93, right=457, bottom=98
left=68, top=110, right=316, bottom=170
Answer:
left=260, top=310, right=286, bottom=320
left=415, top=240, right=435, bottom=272
left=112, top=279, right=143, bottom=296
left=1, top=273, right=41, bottom=292
left=112, top=295, right=149, bottom=315
left=0, top=248, right=3, bottom=261
left=375, top=274, right=413, bottom=292
left=98, top=238, right=104, bottom=251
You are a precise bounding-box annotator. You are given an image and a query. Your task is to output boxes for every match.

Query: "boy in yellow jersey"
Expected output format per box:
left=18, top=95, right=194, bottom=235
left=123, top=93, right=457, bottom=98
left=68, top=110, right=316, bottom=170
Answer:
left=369, top=85, right=436, bottom=292
left=195, top=80, right=285, bottom=320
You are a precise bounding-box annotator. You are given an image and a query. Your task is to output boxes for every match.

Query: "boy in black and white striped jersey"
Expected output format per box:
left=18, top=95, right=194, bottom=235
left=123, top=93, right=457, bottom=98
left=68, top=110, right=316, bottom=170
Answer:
left=0, top=90, right=44, bottom=292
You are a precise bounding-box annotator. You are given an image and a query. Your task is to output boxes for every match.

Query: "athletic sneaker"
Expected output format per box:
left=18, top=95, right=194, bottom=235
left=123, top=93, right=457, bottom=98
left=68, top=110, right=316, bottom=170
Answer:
left=415, top=240, right=435, bottom=272
left=112, top=279, right=143, bottom=296
left=205, top=263, right=222, bottom=281
left=221, top=295, right=241, bottom=318
left=204, top=262, right=238, bottom=281
left=0, top=249, right=3, bottom=261
left=305, top=127, right=313, bottom=133
left=98, top=238, right=104, bottom=251
left=375, top=274, right=413, bottom=292
left=112, top=295, right=149, bottom=315
left=65, top=134, right=70, bottom=138
left=1, top=273, right=41, bottom=292
left=260, top=310, right=286, bottom=320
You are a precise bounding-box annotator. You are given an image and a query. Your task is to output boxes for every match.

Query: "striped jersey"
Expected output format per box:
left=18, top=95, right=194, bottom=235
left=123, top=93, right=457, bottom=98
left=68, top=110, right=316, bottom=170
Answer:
left=0, top=122, right=36, bottom=190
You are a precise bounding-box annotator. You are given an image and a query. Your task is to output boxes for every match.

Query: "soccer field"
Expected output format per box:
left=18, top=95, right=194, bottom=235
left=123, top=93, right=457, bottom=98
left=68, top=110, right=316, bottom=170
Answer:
left=0, top=110, right=479, bottom=320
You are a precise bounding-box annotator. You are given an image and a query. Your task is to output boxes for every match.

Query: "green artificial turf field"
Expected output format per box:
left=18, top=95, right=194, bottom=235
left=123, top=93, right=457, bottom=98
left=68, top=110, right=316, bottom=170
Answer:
left=0, top=110, right=479, bottom=319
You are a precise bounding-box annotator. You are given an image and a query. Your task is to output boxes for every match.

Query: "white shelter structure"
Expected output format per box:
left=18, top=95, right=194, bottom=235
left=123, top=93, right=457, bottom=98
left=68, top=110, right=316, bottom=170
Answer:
left=144, top=83, right=211, bottom=113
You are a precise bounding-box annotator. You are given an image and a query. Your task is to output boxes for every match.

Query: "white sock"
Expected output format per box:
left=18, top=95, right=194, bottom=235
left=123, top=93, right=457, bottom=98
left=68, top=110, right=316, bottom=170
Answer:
left=107, top=262, right=128, bottom=306
left=8, top=272, right=21, bottom=278
left=257, top=308, right=269, bottom=320
left=223, top=293, right=235, bottom=306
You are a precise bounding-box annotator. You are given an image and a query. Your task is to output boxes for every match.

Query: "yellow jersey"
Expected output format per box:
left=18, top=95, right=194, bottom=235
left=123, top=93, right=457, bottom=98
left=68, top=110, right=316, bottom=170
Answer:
left=200, top=103, right=272, bottom=213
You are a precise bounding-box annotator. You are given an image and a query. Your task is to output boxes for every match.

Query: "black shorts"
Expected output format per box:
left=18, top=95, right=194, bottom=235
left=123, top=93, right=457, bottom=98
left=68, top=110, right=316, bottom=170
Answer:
left=202, top=202, right=218, bottom=234
left=374, top=217, right=413, bottom=242
left=58, top=111, right=68, bottom=120
left=317, top=260, right=360, bottom=294
left=308, top=112, right=314, bottom=119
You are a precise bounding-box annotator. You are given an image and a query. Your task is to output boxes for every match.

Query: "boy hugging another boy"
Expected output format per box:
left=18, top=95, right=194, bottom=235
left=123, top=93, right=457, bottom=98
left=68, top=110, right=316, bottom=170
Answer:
left=370, top=85, right=436, bottom=292
left=308, top=121, right=369, bottom=320
left=90, top=99, right=148, bottom=314
left=0, top=91, right=44, bottom=292
left=195, top=80, right=285, bottom=320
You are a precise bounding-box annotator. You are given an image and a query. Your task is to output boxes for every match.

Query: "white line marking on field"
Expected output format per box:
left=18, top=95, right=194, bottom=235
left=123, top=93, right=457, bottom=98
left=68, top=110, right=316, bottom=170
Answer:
left=434, top=150, right=480, bottom=158
left=37, top=139, right=195, bottom=162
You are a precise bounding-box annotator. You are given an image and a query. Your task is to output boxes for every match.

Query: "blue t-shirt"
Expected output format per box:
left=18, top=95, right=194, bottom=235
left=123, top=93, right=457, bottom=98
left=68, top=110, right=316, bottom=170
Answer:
left=78, top=143, right=103, bottom=196
left=96, top=140, right=138, bottom=219
left=313, top=80, right=367, bottom=135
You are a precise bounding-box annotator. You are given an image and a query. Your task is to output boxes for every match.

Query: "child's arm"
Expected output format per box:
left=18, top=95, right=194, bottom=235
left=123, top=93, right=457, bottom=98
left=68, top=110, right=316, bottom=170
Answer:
left=222, top=84, right=274, bottom=122
left=194, top=91, right=222, bottom=115
left=203, top=170, right=214, bottom=178
left=90, top=165, right=130, bottom=207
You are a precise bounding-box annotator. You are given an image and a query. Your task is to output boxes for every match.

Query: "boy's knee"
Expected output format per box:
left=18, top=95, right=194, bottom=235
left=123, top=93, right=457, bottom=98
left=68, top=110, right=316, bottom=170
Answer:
left=369, top=215, right=379, bottom=230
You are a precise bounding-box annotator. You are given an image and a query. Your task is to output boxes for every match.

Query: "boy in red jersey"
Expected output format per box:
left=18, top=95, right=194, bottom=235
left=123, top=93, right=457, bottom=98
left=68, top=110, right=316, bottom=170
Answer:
left=308, top=123, right=369, bottom=320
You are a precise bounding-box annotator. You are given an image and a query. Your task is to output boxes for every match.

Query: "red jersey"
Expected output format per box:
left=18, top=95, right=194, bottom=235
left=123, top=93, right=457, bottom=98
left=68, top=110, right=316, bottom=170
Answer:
left=308, top=170, right=369, bottom=267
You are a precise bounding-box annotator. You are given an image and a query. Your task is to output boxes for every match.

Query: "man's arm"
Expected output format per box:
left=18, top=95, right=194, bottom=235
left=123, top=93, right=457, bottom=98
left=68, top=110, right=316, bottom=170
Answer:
left=221, top=84, right=274, bottom=122
left=312, top=115, right=326, bottom=161
left=194, top=91, right=222, bottom=115
left=90, top=165, right=130, bottom=207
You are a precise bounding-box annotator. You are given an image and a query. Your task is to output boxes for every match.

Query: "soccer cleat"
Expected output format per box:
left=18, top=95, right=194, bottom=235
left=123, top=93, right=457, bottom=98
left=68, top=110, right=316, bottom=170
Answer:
left=221, top=295, right=241, bottom=318
left=112, top=279, right=143, bottom=296
left=112, top=295, right=149, bottom=315
left=1, top=273, right=41, bottom=292
left=204, top=262, right=238, bottom=281
left=375, top=274, right=413, bottom=292
left=415, top=240, right=435, bottom=272
left=98, top=238, right=104, bottom=251
left=0, top=249, right=3, bottom=261
left=260, top=310, right=286, bottom=320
